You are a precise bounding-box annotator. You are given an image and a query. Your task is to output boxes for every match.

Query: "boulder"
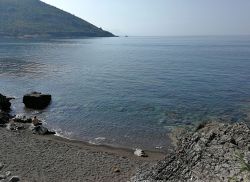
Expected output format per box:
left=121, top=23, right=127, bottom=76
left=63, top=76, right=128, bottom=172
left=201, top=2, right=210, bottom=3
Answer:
left=0, top=111, right=11, bottom=127
left=23, top=92, right=51, bottom=109
left=32, top=125, right=56, bottom=135
left=0, top=93, right=12, bottom=111
left=134, top=149, right=148, bottom=157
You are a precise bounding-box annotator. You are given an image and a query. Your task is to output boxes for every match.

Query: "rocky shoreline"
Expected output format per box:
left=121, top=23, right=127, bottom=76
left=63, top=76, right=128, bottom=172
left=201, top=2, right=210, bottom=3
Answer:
left=1, top=92, right=55, bottom=136
left=2, top=92, right=250, bottom=181
left=132, top=122, right=250, bottom=182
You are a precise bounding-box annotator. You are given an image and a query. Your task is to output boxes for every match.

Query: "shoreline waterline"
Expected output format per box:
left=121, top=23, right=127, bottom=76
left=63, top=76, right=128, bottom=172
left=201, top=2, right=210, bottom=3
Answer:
left=50, top=129, right=167, bottom=159
left=52, top=125, right=172, bottom=153
left=0, top=126, right=164, bottom=181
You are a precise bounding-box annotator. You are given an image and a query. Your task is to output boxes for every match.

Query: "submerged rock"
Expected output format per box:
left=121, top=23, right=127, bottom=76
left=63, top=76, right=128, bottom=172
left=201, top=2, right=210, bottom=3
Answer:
left=23, top=92, right=51, bottom=109
left=132, top=122, right=250, bottom=182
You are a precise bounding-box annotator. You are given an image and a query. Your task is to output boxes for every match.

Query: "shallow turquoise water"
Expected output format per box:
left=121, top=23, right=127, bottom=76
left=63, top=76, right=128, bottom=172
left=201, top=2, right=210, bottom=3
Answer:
left=1, top=36, right=250, bottom=150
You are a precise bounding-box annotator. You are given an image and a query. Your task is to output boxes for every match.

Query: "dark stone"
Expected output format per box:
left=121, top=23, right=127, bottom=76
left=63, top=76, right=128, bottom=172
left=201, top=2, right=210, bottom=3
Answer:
left=13, top=115, right=32, bottom=123
left=32, top=125, right=56, bottom=135
left=0, top=111, right=11, bottom=127
left=0, top=93, right=12, bottom=111
left=208, top=132, right=216, bottom=142
left=230, top=138, right=237, bottom=145
left=195, top=121, right=209, bottom=131
left=23, top=92, right=51, bottom=109
left=9, top=176, right=20, bottom=182
left=113, top=167, right=121, bottom=173
left=0, top=175, right=6, bottom=180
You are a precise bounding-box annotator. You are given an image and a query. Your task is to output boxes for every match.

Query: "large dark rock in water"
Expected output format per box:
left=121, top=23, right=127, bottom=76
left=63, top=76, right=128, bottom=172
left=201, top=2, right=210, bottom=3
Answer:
left=23, top=92, right=51, bottom=109
left=0, top=93, right=12, bottom=111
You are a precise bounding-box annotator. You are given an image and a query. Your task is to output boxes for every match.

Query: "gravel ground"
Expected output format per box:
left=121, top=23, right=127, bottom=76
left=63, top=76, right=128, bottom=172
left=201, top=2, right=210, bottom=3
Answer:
left=0, top=127, right=164, bottom=182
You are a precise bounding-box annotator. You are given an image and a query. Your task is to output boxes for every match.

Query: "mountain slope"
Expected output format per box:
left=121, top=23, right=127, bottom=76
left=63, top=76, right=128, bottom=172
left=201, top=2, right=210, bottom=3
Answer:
left=0, top=0, right=114, bottom=37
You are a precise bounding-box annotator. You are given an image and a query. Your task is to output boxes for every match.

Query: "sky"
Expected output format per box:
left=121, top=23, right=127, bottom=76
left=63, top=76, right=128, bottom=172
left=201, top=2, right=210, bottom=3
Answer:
left=41, top=0, right=250, bottom=36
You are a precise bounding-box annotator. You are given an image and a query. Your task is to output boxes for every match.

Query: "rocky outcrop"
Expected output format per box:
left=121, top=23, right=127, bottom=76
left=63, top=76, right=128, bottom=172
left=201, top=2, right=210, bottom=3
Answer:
left=132, top=122, right=250, bottom=182
left=0, top=94, right=12, bottom=111
left=23, top=92, right=51, bottom=109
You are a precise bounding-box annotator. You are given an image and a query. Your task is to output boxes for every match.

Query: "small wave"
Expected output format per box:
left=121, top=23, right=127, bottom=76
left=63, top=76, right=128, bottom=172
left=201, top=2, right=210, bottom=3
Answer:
left=53, top=128, right=73, bottom=140
left=88, top=137, right=106, bottom=145
left=155, top=146, right=163, bottom=150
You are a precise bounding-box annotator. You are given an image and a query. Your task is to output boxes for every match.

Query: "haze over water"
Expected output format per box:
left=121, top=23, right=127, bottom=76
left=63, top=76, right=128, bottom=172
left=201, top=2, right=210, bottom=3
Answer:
left=1, top=36, right=250, bottom=150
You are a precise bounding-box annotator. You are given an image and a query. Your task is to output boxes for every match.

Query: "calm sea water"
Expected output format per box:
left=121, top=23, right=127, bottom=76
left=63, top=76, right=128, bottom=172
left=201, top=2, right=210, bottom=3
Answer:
left=1, top=36, right=250, bottom=150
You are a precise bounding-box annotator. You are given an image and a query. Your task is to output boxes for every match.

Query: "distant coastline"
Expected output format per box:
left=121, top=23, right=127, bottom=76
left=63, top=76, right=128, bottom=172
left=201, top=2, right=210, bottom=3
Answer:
left=0, top=32, right=117, bottom=39
left=0, top=0, right=115, bottom=38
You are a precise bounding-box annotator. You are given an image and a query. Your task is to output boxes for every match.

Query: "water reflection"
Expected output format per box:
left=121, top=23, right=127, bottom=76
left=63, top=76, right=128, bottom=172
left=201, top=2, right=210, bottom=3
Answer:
left=0, top=57, right=58, bottom=78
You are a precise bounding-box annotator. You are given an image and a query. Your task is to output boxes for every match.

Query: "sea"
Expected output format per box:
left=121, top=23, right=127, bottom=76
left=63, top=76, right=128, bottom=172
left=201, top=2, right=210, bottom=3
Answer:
left=0, top=36, right=250, bottom=151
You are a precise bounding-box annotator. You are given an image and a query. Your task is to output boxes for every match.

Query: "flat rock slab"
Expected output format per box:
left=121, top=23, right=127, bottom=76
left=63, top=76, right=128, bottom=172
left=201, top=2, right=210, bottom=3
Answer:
left=23, top=92, right=51, bottom=109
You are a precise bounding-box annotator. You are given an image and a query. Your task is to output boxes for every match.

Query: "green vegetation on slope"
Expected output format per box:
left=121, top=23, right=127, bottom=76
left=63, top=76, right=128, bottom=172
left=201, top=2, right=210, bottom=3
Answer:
left=0, top=0, right=114, bottom=37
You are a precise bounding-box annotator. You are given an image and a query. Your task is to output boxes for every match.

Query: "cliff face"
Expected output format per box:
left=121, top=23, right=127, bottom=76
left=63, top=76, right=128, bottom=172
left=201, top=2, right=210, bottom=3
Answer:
left=132, top=122, right=250, bottom=182
left=0, top=0, right=114, bottom=38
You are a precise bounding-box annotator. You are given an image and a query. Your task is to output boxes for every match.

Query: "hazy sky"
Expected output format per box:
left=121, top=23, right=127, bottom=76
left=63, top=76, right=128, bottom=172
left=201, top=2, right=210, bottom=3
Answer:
left=41, top=0, right=250, bottom=36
